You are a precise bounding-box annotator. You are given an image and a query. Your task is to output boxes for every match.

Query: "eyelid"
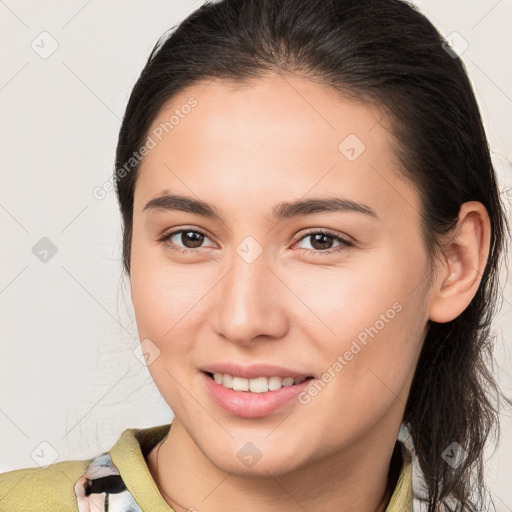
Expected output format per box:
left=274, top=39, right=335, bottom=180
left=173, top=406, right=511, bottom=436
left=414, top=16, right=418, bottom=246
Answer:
left=158, top=226, right=216, bottom=247
left=292, top=228, right=354, bottom=256
left=294, top=227, right=353, bottom=245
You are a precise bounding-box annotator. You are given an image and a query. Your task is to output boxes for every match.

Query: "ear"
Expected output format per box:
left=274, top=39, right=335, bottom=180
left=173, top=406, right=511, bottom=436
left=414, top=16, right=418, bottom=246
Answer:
left=428, top=201, right=491, bottom=324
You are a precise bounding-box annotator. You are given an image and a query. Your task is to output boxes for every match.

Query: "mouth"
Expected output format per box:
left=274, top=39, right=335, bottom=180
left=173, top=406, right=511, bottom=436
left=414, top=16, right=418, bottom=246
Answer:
left=203, top=371, right=315, bottom=394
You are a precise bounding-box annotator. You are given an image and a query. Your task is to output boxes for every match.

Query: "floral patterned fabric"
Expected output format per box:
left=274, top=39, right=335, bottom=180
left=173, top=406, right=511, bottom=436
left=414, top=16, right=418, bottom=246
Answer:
left=75, top=452, right=142, bottom=512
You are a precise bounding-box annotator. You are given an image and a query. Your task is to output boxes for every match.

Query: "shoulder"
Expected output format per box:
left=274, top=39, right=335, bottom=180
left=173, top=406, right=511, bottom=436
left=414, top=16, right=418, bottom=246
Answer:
left=0, top=458, right=90, bottom=511
left=0, top=423, right=171, bottom=512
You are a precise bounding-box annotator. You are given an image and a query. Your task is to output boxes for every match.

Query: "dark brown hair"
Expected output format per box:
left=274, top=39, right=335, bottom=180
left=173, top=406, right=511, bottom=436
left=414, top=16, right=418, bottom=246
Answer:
left=114, top=1, right=511, bottom=510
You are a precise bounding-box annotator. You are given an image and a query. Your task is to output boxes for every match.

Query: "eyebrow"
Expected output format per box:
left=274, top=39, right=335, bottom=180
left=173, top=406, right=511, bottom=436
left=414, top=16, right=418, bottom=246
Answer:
left=143, top=192, right=380, bottom=222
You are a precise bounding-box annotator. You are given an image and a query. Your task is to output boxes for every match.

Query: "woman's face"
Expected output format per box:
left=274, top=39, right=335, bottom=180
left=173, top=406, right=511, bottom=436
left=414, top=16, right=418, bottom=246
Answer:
left=130, top=74, right=434, bottom=476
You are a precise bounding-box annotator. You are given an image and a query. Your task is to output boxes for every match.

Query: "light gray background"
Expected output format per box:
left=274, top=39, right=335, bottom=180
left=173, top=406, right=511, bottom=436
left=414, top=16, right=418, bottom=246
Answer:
left=1, top=0, right=511, bottom=509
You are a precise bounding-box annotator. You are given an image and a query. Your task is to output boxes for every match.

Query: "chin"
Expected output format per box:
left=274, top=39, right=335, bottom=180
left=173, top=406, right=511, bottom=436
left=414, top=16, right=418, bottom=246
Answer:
left=204, top=445, right=306, bottom=478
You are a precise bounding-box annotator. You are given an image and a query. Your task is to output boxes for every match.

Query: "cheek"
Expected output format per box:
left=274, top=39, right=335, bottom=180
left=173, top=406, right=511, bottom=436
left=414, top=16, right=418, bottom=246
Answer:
left=295, top=250, right=427, bottom=399
left=317, top=288, right=419, bottom=392
left=130, top=252, right=211, bottom=342
left=291, top=249, right=416, bottom=345
left=129, top=262, right=206, bottom=408
left=336, top=278, right=425, bottom=390
left=300, top=294, right=424, bottom=445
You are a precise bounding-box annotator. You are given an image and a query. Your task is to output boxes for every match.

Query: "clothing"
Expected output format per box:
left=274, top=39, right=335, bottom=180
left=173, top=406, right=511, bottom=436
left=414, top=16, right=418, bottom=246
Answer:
left=0, top=422, right=414, bottom=511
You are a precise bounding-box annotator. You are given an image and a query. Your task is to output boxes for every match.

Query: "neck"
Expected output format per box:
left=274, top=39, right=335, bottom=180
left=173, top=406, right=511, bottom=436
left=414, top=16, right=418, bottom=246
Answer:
left=147, top=418, right=404, bottom=512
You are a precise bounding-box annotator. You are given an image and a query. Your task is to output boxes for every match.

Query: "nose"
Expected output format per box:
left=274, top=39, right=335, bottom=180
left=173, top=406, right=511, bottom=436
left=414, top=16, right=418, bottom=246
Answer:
left=212, top=244, right=289, bottom=346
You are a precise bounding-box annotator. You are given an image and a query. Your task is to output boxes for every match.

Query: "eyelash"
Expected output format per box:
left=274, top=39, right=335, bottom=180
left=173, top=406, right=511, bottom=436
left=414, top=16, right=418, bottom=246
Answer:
left=157, top=227, right=354, bottom=257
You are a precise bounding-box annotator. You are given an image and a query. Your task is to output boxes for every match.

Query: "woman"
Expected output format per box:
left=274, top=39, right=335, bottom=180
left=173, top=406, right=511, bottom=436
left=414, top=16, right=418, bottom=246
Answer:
left=1, top=0, right=509, bottom=511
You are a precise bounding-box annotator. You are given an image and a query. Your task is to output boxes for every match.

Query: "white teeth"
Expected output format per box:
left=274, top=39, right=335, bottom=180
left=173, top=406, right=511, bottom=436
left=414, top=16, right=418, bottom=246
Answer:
left=249, top=376, right=267, bottom=393
left=211, top=373, right=308, bottom=393
left=268, top=376, right=283, bottom=391
left=232, top=376, right=249, bottom=391
left=222, top=374, right=233, bottom=388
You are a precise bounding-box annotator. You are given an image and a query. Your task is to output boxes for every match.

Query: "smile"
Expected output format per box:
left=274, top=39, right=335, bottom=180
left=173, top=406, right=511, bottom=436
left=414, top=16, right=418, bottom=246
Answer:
left=207, top=372, right=314, bottom=393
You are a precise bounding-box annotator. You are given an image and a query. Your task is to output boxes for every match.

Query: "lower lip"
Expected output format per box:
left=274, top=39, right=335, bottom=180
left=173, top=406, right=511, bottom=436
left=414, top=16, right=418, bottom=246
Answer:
left=201, top=371, right=314, bottom=419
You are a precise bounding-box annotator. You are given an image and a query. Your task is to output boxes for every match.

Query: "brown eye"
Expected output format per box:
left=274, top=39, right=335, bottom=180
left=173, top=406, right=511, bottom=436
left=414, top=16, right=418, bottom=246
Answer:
left=294, top=229, right=354, bottom=256
left=308, top=233, right=336, bottom=250
left=158, top=228, right=214, bottom=253
left=176, top=231, right=205, bottom=249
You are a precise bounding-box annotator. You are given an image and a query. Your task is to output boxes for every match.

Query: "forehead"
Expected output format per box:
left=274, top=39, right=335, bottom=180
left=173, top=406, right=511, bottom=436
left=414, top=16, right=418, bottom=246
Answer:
left=146, top=73, right=388, bottom=150
left=135, top=74, right=420, bottom=224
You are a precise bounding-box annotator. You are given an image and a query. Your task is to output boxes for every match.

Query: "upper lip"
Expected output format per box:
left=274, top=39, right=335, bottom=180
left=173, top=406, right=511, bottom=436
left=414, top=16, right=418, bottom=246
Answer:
left=201, top=363, right=313, bottom=380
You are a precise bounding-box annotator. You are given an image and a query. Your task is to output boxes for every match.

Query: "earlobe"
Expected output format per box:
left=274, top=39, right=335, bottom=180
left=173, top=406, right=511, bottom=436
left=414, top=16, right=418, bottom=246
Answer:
left=428, top=201, right=491, bottom=324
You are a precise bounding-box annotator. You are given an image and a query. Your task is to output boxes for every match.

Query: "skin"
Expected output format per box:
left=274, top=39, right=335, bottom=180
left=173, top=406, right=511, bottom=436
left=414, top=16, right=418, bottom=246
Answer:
left=129, top=73, right=490, bottom=512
